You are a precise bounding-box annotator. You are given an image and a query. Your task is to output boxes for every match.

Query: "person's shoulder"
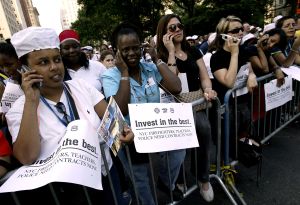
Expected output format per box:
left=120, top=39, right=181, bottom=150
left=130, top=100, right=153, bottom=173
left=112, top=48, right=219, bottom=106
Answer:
left=101, top=67, right=121, bottom=78
left=88, top=60, right=106, bottom=70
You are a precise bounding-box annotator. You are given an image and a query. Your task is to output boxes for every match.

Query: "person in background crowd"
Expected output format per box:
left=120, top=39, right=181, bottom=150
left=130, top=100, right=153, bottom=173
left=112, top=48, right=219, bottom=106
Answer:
left=8, top=26, right=134, bottom=205
left=243, top=22, right=251, bottom=35
left=186, top=36, right=196, bottom=47
left=272, top=16, right=300, bottom=67
left=100, top=50, right=115, bottom=69
left=245, top=28, right=286, bottom=80
left=59, top=29, right=106, bottom=92
left=0, top=42, right=24, bottom=178
left=100, top=44, right=109, bottom=53
left=102, top=22, right=185, bottom=205
left=156, top=13, right=216, bottom=202
left=81, top=45, right=93, bottom=60
left=210, top=15, right=257, bottom=160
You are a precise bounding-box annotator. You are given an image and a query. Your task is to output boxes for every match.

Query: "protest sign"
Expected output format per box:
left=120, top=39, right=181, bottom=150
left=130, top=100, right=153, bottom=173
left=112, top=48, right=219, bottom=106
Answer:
left=0, top=120, right=102, bottom=193
left=128, top=103, right=198, bottom=153
left=0, top=81, right=24, bottom=113
left=232, top=62, right=250, bottom=97
left=264, top=76, right=293, bottom=111
left=281, top=66, right=300, bottom=82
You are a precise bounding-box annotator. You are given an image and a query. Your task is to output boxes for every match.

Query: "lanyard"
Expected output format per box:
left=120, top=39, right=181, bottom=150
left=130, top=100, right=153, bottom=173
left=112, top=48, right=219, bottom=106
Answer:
left=40, top=84, right=76, bottom=127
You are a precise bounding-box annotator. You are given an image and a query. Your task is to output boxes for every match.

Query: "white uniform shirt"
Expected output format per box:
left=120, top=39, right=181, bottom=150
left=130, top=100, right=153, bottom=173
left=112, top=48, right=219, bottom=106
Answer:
left=67, top=60, right=106, bottom=92
left=6, top=79, right=112, bottom=175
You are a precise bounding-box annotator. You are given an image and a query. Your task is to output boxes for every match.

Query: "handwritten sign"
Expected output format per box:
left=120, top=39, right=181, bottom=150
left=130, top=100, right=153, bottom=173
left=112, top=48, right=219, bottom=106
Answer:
left=232, top=62, right=250, bottom=97
left=281, top=66, right=300, bottom=82
left=128, top=103, right=198, bottom=153
left=264, top=76, right=293, bottom=111
left=0, top=82, right=24, bottom=113
left=0, top=120, right=102, bottom=193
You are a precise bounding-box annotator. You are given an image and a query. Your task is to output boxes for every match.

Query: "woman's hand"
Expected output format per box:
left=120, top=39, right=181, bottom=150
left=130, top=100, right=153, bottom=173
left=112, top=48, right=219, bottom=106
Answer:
left=119, top=124, right=134, bottom=144
left=163, top=33, right=175, bottom=53
left=246, top=73, right=258, bottom=93
left=21, top=70, right=43, bottom=105
left=143, top=43, right=158, bottom=63
left=274, top=68, right=285, bottom=87
left=257, top=34, right=268, bottom=49
left=115, top=50, right=129, bottom=74
left=226, top=37, right=240, bottom=54
left=203, top=88, right=217, bottom=101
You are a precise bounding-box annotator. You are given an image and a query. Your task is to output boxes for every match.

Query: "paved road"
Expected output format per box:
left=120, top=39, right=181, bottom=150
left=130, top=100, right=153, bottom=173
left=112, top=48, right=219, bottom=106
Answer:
left=179, top=120, right=300, bottom=205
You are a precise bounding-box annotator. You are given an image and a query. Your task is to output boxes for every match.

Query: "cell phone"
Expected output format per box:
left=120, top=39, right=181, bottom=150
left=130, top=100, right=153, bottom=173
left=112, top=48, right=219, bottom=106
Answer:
left=261, top=39, right=268, bottom=47
left=18, top=65, right=42, bottom=88
left=221, top=34, right=232, bottom=41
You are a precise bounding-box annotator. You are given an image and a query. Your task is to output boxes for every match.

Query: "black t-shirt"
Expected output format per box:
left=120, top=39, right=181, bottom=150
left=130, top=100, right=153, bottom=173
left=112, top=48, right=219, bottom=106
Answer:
left=210, top=47, right=250, bottom=103
left=176, top=47, right=203, bottom=92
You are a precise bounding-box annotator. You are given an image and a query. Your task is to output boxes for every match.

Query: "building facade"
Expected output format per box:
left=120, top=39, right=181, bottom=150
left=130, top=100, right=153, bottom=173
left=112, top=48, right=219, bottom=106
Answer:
left=0, top=0, right=23, bottom=39
left=60, top=0, right=80, bottom=30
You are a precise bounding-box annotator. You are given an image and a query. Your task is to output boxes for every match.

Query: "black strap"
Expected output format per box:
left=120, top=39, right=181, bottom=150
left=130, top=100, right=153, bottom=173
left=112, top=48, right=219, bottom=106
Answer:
left=0, top=159, right=11, bottom=170
left=64, top=83, right=80, bottom=120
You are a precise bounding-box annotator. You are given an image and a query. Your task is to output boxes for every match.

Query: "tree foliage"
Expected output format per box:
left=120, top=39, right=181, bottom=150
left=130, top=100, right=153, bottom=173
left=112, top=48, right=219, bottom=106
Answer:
left=72, top=0, right=163, bottom=46
left=72, top=0, right=275, bottom=46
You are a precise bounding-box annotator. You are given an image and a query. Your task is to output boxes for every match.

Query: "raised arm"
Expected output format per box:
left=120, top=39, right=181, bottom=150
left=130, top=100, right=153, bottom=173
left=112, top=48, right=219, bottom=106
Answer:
left=13, top=70, right=43, bottom=165
left=213, top=38, right=240, bottom=88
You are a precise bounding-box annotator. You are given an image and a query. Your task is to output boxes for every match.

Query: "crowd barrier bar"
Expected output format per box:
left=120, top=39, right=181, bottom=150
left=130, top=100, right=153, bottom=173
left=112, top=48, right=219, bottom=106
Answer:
left=0, top=96, right=238, bottom=205
left=223, top=71, right=300, bottom=205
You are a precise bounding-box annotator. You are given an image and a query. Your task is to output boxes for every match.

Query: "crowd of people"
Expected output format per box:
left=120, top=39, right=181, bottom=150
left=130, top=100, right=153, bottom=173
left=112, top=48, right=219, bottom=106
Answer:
left=0, top=13, right=299, bottom=205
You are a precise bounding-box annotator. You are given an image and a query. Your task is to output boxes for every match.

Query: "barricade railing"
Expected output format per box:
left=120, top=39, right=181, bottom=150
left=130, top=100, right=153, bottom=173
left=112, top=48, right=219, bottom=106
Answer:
left=0, top=97, right=234, bottom=205
left=222, top=72, right=300, bottom=204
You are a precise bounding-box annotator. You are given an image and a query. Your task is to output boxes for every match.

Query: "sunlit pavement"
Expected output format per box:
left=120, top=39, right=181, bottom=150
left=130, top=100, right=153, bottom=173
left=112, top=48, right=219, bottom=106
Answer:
left=179, top=120, right=300, bottom=205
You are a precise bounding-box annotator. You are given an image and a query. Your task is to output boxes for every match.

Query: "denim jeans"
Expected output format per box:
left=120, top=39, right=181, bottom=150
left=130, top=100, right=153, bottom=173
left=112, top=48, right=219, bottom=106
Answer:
left=118, top=148, right=186, bottom=205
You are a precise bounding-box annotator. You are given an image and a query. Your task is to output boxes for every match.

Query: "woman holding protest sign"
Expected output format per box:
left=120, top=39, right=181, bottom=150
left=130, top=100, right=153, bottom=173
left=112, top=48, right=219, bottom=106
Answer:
left=101, top=22, right=185, bottom=204
left=5, top=27, right=133, bottom=205
left=156, top=13, right=216, bottom=202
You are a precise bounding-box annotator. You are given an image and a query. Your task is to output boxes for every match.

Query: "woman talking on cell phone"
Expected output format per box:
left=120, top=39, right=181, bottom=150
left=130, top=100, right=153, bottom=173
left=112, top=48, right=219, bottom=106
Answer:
left=156, top=14, right=217, bottom=202
left=210, top=16, right=257, bottom=161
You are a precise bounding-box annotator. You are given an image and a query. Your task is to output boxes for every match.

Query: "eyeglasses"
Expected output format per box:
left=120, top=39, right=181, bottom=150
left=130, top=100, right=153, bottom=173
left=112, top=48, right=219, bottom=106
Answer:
left=55, top=102, right=71, bottom=124
left=120, top=45, right=142, bottom=55
left=168, top=23, right=184, bottom=32
left=227, top=27, right=244, bottom=34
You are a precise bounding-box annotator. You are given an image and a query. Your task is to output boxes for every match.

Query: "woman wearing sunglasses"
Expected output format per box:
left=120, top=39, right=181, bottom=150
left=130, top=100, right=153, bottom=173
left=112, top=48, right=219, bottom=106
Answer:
left=210, top=16, right=257, bottom=163
left=156, top=14, right=216, bottom=202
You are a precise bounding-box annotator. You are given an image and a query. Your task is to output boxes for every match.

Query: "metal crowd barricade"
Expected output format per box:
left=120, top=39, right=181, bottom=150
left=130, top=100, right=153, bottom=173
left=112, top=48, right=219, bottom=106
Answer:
left=0, top=96, right=241, bottom=205
left=222, top=72, right=300, bottom=205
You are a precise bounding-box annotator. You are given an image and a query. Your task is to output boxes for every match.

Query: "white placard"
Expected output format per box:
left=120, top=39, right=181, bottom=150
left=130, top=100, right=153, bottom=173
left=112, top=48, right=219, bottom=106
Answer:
left=0, top=120, right=102, bottom=193
left=128, top=103, right=198, bottom=153
left=232, top=63, right=250, bottom=97
left=0, top=82, right=24, bottom=113
left=264, top=76, right=293, bottom=111
left=281, top=66, right=300, bottom=82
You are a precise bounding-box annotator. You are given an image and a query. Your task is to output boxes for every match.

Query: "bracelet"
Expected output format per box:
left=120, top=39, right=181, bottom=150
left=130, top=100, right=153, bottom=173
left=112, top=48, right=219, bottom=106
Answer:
left=167, top=63, right=177, bottom=67
left=156, top=59, right=165, bottom=67
left=291, top=48, right=299, bottom=54
left=120, top=77, right=129, bottom=81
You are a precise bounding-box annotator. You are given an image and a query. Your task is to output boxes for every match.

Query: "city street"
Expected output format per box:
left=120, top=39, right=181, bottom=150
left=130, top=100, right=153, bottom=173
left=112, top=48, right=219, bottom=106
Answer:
left=180, top=120, right=300, bottom=205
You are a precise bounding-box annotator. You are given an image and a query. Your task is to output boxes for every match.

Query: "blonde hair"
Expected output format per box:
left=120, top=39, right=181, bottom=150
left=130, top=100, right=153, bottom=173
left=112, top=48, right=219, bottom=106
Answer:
left=213, top=15, right=242, bottom=51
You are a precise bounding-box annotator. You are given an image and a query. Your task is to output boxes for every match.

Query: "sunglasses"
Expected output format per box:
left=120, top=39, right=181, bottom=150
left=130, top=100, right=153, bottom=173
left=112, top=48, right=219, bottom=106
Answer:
left=227, top=27, right=244, bottom=34
left=168, top=23, right=184, bottom=32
